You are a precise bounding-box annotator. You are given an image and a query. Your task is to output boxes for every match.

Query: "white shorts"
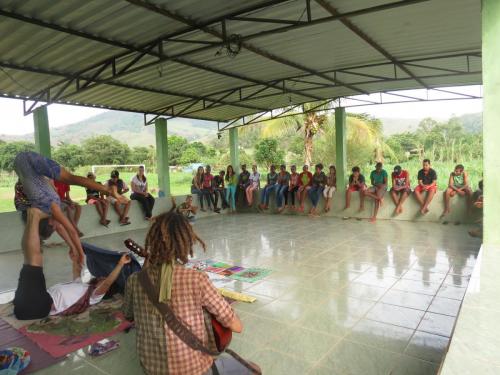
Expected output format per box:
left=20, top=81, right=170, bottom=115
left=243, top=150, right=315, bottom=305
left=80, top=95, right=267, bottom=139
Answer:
left=323, top=186, right=336, bottom=198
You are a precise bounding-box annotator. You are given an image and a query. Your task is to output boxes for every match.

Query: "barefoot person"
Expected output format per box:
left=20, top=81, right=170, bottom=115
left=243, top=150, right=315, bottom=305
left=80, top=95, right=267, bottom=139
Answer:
left=86, top=172, right=111, bottom=227
left=13, top=209, right=131, bottom=320
left=364, top=162, right=388, bottom=222
left=414, top=159, right=438, bottom=215
left=14, top=151, right=126, bottom=271
left=345, top=166, right=366, bottom=211
left=442, top=164, right=473, bottom=216
left=390, top=165, right=411, bottom=215
left=54, top=180, right=83, bottom=236
left=245, top=165, right=260, bottom=207
left=106, top=170, right=131, bottom=225
left=308, top=163, right=327, bottom=216
left=297, top=165, right=313, bottom=212
left=288, top=165, right=299, bottom=210
left=323, top=165, right=337, bottom=213
left=123, top=207, right=259, bottom=375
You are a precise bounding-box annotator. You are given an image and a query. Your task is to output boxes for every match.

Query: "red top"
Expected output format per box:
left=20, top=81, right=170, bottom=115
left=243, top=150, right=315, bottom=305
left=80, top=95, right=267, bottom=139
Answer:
left=202, top=173, right=214, bottom=189
left=54, top=180, right=70, bottom=200
left=392, top=170, right=410, bottom=188
left=298, top=171, right=313, bottom=186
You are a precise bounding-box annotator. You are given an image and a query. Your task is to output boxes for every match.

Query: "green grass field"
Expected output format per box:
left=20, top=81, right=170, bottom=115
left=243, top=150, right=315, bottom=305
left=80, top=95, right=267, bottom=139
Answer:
left=0, top=160, right=482, bottom=213
left=0, top=170, right=193, bottom=213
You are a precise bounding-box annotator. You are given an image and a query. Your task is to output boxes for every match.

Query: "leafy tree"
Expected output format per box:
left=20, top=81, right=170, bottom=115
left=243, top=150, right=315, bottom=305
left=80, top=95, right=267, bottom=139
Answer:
left=0, top=141, right=35, bottom=172
left=167, top=135, right=188, bottom=165
left=82, top=135, right=130, bottom=165
left=254, top=138, right=285, bottom=168
left=179, top=146, right=201, bottom=165
left=53, top=143, right=85, bottom=170
left=188, top=141, right=207, bottom=155
left=130, top=146, right=151, bottom=164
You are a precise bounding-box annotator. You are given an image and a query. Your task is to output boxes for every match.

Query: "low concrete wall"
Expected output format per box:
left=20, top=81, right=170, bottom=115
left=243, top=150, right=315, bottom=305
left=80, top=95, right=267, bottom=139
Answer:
left=237, top=188, right=480, bottom=223
left=0, top=195, right=216, bottom=253
left=0, top=190, right=479, bottom=253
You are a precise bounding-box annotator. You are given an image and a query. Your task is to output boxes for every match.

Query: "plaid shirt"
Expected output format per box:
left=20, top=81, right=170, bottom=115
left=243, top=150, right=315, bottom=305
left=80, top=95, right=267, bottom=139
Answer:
left=123, top=266, right=235, bottom=375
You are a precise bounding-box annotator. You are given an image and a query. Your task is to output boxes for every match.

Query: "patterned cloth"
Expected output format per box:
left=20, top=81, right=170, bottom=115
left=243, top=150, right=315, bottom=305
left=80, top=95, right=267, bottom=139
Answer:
left=14, top=180, right=30, bottom=211
left=123, top=266, right=235, bottom=375
left=14, top=152, right=61, bottom=214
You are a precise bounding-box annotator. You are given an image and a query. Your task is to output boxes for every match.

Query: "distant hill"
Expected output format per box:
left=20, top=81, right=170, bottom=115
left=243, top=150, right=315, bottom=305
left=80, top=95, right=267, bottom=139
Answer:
left=380, top=112, right=482, bottom=135
left=0, top=111, right=218, bottom=146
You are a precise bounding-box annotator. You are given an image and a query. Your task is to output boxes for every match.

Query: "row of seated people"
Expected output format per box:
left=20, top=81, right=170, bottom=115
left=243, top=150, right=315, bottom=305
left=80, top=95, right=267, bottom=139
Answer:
left=14, top=166, right=156, bottom=235
left=12, top=151, right=258, bottom=375
left=190, top=159, right=482, bottom=222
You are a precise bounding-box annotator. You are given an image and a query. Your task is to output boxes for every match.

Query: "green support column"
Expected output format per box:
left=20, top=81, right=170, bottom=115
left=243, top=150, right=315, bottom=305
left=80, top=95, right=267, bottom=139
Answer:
left=483, top=0, right=500, bottom=246
left=155, top=118, right=170, bottom=198
left=33, top=106, right=51, bottom=158
left=335, top=107, right=347, bottom=191
left=229, top=127, right=240, bottom=173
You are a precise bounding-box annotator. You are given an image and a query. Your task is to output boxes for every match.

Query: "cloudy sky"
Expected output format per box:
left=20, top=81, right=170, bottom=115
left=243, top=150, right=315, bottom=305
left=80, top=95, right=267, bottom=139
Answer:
left=0, top=86, right=483, bottom=136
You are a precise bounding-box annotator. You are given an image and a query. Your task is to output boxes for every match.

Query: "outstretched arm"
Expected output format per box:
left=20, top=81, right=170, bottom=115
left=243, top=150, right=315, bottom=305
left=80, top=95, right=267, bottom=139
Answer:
left=94, top=254, right=131, bottom=296
left=58, top=168, right=127, bottom=204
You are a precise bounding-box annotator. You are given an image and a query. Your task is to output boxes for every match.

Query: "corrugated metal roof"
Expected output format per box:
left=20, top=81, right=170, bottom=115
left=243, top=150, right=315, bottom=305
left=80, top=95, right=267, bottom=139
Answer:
left=0, top=0, right=481, bottom=122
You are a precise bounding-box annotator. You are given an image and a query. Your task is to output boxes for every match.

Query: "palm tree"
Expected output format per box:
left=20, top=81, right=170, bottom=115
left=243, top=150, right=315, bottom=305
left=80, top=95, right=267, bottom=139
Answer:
left=254, top=101, right=332, bottom=166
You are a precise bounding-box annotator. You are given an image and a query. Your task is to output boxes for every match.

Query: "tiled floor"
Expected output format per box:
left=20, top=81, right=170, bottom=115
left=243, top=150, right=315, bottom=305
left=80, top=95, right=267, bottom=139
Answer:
left=0, top=214, right=481, bottom=374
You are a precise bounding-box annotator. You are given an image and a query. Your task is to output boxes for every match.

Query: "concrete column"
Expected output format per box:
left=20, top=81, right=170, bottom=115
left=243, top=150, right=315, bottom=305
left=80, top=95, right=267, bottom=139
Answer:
left=33, top=106, right=51, bottom=158
left=335, top=107, right=347, bottom=191
left=229, top=127, right=240, bottom=173
left=155, top=118, right=170, bottom=198
left=483, top=0, right=500, bottom=246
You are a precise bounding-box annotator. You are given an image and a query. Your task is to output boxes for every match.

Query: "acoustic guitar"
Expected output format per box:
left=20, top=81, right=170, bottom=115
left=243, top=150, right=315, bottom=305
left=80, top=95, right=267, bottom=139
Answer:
left=123, top=238, right=232, bottom=352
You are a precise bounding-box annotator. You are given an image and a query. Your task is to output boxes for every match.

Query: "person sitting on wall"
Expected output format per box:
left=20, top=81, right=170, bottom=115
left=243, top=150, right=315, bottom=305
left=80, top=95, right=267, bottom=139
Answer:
left=414, top=159, right=438, bottom=215
left=237, top=164, right=251, bottom=206
left=177, top=195, right=198, bottom=223
left=364, top=162, right=388, bottom=222
left=323, top=165, right=337, bottom=213
left=297, top=165, right=313, bottom=212
left=191, top=166, right=206, bottom=211
left=258, top=164, right=279, bottom=211
left=54, top=179, right=83, bottom=237
left=442, top=164, right=473, bottom=217
left=276, top=164, right=290, bottom=213
left=123, top=206, right=259, bottom=375
left=468, top=179, right=483, bottom=238
left=130, top=165, right=156, bottom=220
left=106, top=170, right=131, bottom=226
left=390, top=165, right=412, bottom=216
left=201, top=165, right=219, bottom=213
left=86, top=172, right=111, bottom=227
left=288, top=165, right=300, bottom=211
left=308, top=163, right=327, bottom=217
left=344, top=166, right=367, bottom=211
left=214, top=170, right=229, bottom=210
left=245, top=164, right=260, bottom=207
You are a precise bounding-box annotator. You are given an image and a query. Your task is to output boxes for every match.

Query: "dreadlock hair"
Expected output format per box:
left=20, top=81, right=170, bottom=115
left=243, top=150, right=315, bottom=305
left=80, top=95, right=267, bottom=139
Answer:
left=144, top=205, right=206, bottom=266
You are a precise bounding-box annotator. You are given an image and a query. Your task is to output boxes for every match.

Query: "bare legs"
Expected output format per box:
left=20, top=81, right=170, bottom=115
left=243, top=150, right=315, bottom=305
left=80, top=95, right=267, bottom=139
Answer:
left=345, top=189, right=365, bottom=211
left=93, top=199, right=111, bottom=226
left=365, top=186, right=386, bottom=222
left=22, top=208, right=48, bottom=267
left=391, top=190, right=409, bottom=215
left=414, top=189, right=436, bottom=215
left=113, top=200, right=131, bottom=225
left=442, top=187, right=473, bottom=217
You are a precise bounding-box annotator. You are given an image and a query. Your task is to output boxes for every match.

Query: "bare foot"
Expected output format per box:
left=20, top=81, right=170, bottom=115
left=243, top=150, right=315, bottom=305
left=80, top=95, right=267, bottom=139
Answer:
left=27, top=207, right=49, bottom=220
left=370, top=217, right=376, bottom=223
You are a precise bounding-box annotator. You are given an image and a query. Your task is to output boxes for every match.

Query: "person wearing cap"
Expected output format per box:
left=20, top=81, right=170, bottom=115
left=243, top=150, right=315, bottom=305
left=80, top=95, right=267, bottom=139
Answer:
left=106, top=170, right=131, bottom=225
left=276, top=164, right=290, bottom=213
left=364, top=162, right=388, bottom=222
left=86, top=172, right=111, bottom=227
left=390, top=165, right=412, bottom=215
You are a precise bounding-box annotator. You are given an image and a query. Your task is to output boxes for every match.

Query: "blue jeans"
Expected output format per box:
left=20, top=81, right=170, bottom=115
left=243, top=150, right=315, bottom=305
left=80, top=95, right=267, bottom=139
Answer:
left=308, top=186, right=324, bottom=208
left=277, top=185, right=289, bottom=208
left=191, top=186, right=204, bottom=208
left=226, top=185, right=237, bottom=210
left=261, top=184, right=279, bottom=206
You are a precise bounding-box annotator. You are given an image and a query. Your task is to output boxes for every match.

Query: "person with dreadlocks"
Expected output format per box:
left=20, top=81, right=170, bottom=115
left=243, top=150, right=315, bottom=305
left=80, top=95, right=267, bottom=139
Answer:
left=123, top=207, right=257, bottom=375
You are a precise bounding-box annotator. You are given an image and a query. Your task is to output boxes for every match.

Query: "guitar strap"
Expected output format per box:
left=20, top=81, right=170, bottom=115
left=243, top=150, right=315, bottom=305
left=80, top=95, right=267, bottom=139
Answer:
left=138, top=271, right=261, bottom=374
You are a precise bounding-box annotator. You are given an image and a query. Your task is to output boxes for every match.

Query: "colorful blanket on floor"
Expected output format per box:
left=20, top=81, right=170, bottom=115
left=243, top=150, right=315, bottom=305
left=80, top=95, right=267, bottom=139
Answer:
left=186, top=259, right=272, bottom=283
left=0, top=296, right=132, bottom=359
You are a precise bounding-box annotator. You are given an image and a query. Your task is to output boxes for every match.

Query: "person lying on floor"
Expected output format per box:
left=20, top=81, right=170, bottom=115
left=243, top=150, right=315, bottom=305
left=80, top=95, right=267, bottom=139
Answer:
left=123, top=207, right=259, bottom=375
left=12, top=206, right=130, bottom=320
left=14, top=151, right=127, bottom=274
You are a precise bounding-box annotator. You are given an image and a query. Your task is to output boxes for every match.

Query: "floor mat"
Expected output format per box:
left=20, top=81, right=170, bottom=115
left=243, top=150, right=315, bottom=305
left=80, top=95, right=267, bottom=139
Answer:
left=0, top=318, right=62, bottom=373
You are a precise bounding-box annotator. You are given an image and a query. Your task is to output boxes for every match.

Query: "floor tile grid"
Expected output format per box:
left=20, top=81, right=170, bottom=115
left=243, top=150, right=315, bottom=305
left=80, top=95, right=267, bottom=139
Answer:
left=304, top=250, right=466, bottom=373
